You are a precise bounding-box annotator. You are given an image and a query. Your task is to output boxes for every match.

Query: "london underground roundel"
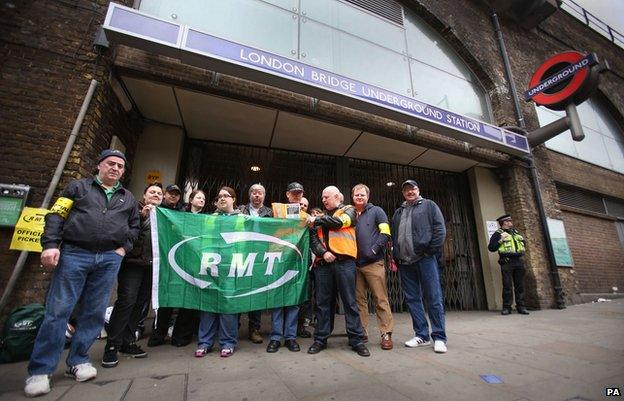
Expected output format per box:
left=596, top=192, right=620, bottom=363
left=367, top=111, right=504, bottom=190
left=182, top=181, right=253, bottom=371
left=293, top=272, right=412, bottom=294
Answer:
left=524, top=51, right=599, bottom=111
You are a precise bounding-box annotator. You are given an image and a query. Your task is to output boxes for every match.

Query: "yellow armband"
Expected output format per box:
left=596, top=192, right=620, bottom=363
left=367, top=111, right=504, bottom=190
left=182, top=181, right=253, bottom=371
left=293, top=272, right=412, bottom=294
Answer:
left=50, top=197, right=73, bottom=219
left=378, top=223, right=391, bottom=235
left=339, top=213, right=352, bottom=228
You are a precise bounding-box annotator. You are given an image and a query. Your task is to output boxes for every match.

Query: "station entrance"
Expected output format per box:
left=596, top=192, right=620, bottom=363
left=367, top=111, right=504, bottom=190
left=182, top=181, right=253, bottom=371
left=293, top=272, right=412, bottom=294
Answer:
left=178, top=139, right=487, bottom=311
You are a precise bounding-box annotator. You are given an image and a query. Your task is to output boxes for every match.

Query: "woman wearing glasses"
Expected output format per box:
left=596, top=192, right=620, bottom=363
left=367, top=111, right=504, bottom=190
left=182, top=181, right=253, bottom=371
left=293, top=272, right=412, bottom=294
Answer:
left=195, top=186, right=241, bottom=358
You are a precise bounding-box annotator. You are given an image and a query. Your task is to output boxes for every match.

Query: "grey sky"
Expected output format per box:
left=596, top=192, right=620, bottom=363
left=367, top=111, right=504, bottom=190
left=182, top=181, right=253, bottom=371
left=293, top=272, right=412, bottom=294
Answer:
left=571, top=0, right=624, bottom=34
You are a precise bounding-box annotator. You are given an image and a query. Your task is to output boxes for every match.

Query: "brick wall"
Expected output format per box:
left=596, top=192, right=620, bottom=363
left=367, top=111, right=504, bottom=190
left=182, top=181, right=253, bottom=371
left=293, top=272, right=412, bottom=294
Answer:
left=0, top=0, right=141, bottom=322
left=1, top=0, right=622, bottom=315
left=561, top=211, right=624, bottom=293
left=89, top=0, right=624, bottom=308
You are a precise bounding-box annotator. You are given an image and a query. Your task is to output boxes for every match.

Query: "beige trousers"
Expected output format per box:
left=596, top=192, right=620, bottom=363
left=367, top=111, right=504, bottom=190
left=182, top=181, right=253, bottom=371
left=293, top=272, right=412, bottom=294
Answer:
left=355, top=259, right=394, bottom=336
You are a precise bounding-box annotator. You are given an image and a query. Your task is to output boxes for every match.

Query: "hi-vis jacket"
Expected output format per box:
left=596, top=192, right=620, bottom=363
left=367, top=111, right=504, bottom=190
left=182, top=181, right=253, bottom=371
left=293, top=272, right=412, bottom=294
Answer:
left=488, top=228, right=526, bottom=257
left=311, top=204, right=358, bottom=259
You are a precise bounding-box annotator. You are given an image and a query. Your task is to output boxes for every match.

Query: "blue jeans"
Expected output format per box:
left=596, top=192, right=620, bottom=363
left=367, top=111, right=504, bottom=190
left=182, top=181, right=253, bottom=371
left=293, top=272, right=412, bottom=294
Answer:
left=314, top=259, right=365, bottom=347
left=270, top=305, right=299, bottom=341
left=28, top=245, right=123, bottom=375
left=197, top=312, right=238, bottom=350
left=399, top=256, right=447, bottom=342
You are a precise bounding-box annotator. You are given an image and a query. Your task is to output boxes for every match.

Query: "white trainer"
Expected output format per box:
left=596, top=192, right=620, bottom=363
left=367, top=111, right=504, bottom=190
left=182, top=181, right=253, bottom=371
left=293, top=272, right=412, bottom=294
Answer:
left=405, top=336, right=431, bottom=348
left=65, top=362, right=97, bottom=382
left=434, top=340, right=447, bottom=353
left=24, top=374, right=50, bottom=397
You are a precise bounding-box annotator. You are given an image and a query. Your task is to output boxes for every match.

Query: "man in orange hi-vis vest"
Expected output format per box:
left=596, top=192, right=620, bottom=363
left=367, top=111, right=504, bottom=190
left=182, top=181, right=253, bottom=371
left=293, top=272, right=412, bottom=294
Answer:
left=307, top=186, right=370, bottom=357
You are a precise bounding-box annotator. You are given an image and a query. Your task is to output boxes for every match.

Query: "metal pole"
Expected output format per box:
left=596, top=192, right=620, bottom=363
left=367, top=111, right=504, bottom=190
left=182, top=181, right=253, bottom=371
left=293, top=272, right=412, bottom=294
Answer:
left=0, top=79, right=98, bottom=315
left=528, top=116, right=571, bottom=146
left=525, top=156, right=566, bottom=309
left=491, top=10, right=525, bottom=128
left=491, top=10, right=566, bottom=309
left=566, top=103, right=585, bottom=141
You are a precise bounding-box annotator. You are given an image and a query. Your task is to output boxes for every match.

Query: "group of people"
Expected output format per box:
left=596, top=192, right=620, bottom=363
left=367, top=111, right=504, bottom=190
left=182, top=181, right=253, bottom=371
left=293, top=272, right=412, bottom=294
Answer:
left=23, top=149, right=529, bottom=397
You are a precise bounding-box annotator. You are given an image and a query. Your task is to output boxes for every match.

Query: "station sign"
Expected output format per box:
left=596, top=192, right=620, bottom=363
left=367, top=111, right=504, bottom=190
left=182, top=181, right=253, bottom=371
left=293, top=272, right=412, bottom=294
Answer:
left=103, top=3, right=530, bottom=155
left=524, top=51, right=599, bottom=111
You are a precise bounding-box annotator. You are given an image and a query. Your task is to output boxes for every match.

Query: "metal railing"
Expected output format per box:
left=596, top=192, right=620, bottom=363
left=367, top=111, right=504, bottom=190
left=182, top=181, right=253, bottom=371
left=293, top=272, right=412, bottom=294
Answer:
left=560, top=0, right=624, bottom=49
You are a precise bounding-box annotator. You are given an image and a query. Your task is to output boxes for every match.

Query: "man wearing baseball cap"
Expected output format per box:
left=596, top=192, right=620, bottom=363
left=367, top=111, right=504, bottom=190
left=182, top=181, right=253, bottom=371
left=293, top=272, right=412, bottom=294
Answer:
left=488, top=214, right=529, bottom=315
left=391, top=179, right=448, bottom=354
left=25, top=149, right=140, bottom=397
left=266, top=182, right=307, bottom=353
left=162, top=184, right=183, bottom=211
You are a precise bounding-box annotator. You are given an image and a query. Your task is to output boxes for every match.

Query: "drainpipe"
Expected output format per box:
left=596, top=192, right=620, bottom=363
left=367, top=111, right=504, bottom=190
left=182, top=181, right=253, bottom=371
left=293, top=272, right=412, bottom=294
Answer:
left=491, top=11, right=566, bottom=309
left=0, top=79, right=99, bottom=315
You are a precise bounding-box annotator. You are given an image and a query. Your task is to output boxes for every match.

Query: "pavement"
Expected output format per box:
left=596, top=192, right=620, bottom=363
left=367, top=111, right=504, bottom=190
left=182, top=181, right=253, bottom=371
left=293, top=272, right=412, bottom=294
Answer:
left=1, top=299, right=623, bottom=401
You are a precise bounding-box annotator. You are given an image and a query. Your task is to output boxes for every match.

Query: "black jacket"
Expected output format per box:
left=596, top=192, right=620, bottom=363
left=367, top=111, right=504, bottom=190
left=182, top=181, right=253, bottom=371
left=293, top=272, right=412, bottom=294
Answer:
left=238, top=204, right=273, bottom=217
left=123, top=202, right=153, bottom=267
left=355, top=203, right=390, bottom=266
left=391, top=198, right=446, bottom=263
left=41, top=177, right=140, bottom=253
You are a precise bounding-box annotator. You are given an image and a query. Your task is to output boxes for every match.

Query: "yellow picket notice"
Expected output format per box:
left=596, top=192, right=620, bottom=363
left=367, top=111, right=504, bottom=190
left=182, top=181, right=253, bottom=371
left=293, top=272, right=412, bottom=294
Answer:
left=9, top=207, right=50, bottom=252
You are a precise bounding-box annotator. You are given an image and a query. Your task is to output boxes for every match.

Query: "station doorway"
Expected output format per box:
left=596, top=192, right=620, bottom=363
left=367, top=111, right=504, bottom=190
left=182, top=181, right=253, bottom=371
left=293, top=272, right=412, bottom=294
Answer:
left=178, top=139, right=487, bottom=311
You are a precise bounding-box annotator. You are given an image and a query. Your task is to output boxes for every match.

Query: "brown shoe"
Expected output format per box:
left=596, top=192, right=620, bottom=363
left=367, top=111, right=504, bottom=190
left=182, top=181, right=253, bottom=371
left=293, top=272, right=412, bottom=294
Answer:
left=249, top=328, right=263, bottom=344
left=380, top=333, right=393, bottom=350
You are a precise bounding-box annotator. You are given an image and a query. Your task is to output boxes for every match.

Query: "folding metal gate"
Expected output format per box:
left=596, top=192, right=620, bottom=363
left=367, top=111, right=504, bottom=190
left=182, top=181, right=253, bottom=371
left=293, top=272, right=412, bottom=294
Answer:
left=179, top=139, right=486, bottom=310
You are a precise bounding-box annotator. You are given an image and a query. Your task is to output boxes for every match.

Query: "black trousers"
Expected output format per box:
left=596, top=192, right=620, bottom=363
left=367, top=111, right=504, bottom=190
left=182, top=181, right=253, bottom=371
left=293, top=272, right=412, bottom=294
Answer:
left=153, top=307, right=199, bottom=343
left=106, top=264, right=152, bottom=348
left=501, top=261, right=526, bottom=309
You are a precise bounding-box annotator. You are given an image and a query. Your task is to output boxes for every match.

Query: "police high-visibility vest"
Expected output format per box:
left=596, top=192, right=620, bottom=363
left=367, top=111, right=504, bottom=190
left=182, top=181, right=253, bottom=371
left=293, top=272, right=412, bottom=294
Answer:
left=496, top=229, right=526, bottom=254
left=317, top=206, right=357, bottom=258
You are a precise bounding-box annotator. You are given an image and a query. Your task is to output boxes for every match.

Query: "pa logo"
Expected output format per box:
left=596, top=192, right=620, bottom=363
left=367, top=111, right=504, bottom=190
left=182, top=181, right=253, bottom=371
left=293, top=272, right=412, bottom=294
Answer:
left=606, top=387, right=621, bottom=397
left=167, top=231, right=303, bottom=298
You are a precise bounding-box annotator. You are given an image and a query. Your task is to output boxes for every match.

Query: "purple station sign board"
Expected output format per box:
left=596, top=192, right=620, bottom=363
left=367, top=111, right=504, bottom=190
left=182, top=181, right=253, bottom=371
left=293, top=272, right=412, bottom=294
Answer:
left=103, top=3, right=530, bottom=155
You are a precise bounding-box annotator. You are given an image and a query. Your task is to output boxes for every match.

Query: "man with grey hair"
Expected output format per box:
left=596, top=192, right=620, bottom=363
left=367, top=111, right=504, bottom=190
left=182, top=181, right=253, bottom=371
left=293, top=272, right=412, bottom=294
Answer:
left=308, top=186, right=369, bottom=357
left=238, top=183, right=272, bottom=344
left=25, top=149, right=140, bottom=397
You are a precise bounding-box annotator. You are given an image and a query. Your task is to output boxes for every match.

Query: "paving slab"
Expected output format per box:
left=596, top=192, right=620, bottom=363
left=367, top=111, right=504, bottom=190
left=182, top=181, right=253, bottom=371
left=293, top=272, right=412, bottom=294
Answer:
left=123, top=375, right=186, bottom=401
left=0, top=299, right=622, bottom=401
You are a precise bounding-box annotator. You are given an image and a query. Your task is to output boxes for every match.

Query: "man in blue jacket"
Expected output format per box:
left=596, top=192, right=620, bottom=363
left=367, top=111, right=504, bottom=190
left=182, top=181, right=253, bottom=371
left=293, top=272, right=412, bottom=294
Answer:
left=352, top=183, right=394, bottom=350
left=25, top=149, right=140, bottom=397
left=391, top=180, right=447, bottom=354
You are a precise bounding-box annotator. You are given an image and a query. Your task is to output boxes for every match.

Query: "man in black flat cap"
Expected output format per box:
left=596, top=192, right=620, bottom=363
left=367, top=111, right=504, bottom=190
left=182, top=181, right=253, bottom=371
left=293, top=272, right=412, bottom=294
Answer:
left=25, top=149, right=140, bottom=397
left=488, top=214, right=529, bottom=316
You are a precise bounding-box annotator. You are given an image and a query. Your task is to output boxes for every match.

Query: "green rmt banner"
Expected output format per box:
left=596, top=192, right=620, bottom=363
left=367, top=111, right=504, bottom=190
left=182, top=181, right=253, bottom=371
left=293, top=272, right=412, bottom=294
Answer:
left=151, top=207, right=310, bottom=313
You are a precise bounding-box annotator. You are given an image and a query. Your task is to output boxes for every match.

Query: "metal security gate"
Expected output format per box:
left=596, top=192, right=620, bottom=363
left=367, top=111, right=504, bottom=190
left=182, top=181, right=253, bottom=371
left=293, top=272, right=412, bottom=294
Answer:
left=179, top=139, right=486, bottom=311
left=348, top=159, right=486, bottom=311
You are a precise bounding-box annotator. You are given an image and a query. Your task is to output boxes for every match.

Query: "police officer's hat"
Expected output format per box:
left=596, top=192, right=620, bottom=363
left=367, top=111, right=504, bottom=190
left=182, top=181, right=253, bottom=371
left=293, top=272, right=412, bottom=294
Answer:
left=496, top=214, right=512, bottom=223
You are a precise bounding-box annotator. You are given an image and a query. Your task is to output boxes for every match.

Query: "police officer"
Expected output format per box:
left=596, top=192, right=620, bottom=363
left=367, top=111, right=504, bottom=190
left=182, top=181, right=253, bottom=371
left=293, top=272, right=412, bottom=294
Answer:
left=488, top=214, right=530, bottom=316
